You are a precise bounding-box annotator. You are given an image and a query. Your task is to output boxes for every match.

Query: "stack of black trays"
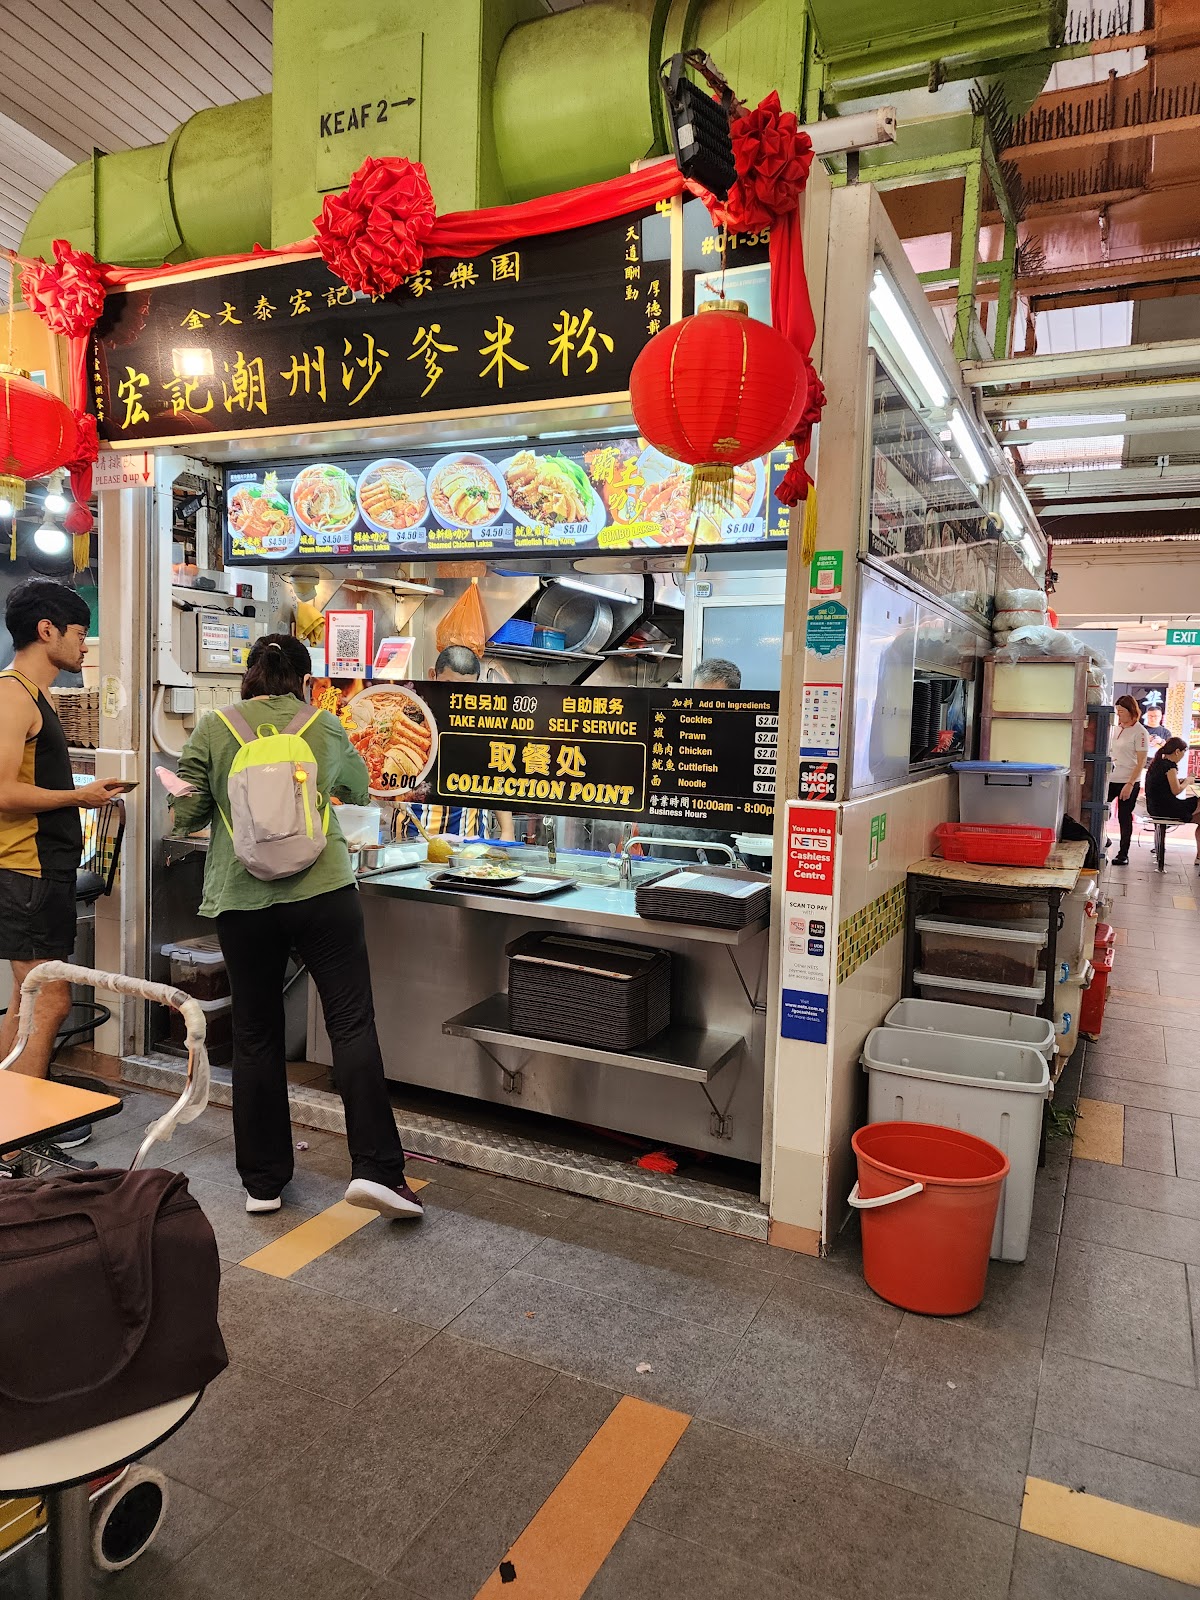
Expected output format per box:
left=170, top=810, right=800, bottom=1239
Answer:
left=507, top=932, right=671, bottom=1050
left=636, top=866, right=771, bottom=929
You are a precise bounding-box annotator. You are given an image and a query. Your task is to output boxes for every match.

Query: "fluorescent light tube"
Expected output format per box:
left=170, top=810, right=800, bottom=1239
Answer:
left=949, top=407, right=990, bottom=485
left=870, top=270, right=948, bottom=409
left=998, top=491, right=1022, bottom=538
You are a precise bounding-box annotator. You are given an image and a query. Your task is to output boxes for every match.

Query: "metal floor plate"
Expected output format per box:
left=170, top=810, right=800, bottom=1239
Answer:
left=122, top=1053, right=770, bottom=1241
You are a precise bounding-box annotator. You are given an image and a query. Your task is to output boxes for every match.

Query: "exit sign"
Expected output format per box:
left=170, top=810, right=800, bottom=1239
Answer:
left=1166, top=628, right=1200, bottom=646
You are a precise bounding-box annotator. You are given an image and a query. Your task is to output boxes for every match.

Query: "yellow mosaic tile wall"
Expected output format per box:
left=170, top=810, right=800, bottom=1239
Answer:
left=837, top=881, right=906, bottom=984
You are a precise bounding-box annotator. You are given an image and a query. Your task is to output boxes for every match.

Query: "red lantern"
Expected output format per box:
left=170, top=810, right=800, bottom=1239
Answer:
left=629, top=301, right=807, bottom=509
left=0, top=365, right=78, bottom=512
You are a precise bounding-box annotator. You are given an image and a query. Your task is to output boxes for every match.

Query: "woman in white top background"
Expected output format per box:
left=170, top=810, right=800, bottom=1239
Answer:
left=1108, top=693, right=1149, bottom=866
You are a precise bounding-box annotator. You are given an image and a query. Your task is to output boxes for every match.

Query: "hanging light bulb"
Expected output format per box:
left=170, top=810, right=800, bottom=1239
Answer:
left=34, top=516, right=68, bottom=555
left=0, top=498, right=12, bottom=518
left=43, top=469, right=68, bottom=516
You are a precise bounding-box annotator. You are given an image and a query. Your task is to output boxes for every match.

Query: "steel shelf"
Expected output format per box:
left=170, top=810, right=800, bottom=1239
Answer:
left=442, top=993, right=742, bottom=1083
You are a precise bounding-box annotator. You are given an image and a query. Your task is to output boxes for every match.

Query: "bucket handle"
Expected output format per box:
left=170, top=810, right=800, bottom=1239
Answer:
left=848, top=1180, right=924, bottom=1210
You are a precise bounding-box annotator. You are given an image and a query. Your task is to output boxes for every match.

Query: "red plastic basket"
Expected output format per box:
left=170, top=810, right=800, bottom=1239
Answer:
left=935, top=822, right=1056, bottom=867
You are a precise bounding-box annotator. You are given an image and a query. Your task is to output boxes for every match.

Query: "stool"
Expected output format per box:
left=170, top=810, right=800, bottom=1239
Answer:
left=1146, top=816, right=1184, bottom=872
left=0, top=1393, right=199, bottom=1599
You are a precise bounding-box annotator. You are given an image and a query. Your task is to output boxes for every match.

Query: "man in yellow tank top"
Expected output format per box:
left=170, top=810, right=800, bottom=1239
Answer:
left=0, top=581, right=126, bottom=1085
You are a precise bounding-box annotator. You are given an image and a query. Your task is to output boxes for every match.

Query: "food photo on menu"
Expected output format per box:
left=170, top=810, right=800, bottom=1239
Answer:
left=225, top=434, right=793, bottom=563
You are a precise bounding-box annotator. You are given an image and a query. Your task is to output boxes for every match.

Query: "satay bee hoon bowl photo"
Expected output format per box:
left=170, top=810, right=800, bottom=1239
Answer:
left=343, top=685, right=439, bottom=797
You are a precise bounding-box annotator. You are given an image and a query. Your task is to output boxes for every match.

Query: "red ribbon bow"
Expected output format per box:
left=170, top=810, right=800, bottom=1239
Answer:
left=20, top=241, right=107, bottom=340
left=708, top=91, right=815, bottom=236
left=314, top=157, right=437, bottom=299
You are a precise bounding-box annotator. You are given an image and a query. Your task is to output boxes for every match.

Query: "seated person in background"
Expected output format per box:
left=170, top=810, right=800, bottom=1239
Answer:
left=1143, top=706, right=1173, bottom=749
left=694, top=657, right=742, bottom=691
left=1145, top=736, right=1200, bottom=867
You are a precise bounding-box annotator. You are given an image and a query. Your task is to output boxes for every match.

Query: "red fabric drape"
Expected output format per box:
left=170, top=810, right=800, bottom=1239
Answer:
left=95, top=164, right=686, bottom=293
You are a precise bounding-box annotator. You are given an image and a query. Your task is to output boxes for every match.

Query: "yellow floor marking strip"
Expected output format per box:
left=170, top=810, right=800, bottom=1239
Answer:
left=1072, top=1098, right=1125, bottom=1166
left=240, top=1180, right=428, bottom=1279
left=474, top=1395, right=690, bottom=1599
left=1022, top=1477, right=1200, bottom=1585
left=1173, top=895, right=1197, bottom=911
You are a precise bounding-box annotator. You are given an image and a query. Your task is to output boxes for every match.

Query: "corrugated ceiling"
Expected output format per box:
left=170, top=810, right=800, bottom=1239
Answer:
left=0, top=0, right=273, bottom=254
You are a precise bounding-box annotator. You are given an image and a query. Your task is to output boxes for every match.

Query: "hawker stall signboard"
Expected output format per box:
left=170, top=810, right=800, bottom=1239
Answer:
left=224, top=435, right=793, bottom=562
left=866, top=355, right=998, bottom=625
left=90, top=211, right=664, bottom=444
left=316, top=681, right=779, bottom=831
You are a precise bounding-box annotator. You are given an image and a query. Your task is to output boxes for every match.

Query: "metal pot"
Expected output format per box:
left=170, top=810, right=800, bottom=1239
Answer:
left=533, top=583, right=614, bottom=653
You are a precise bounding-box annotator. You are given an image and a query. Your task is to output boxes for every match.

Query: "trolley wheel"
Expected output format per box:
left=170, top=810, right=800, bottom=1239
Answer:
left=90, top=1467, right=168, bottom=1572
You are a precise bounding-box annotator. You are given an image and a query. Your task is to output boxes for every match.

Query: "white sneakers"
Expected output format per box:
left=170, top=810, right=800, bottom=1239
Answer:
left=344, top=1178, right=425, bottom=1219
left=243, top=1180, right=425, bottom=1219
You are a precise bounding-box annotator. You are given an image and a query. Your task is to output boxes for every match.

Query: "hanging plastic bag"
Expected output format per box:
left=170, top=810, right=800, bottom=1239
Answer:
left=435, top=577, right=488, bottom=658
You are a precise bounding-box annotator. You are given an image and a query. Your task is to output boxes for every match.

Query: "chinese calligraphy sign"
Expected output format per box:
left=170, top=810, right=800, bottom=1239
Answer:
left=90, top=210, right=664, bottom=444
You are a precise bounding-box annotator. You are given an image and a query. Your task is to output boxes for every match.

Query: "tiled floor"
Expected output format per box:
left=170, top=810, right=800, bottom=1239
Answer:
left=4, top=842, right=1200, bottom=1597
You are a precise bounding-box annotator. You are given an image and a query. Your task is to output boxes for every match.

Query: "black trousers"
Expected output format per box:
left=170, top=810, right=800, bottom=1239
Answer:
left=1107, top=780, right=1140, bottom=856
left=216, top=885, right=407, bottom=1200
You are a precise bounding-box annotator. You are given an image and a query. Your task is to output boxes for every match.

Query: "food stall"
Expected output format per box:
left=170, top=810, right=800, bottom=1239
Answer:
left=71, top=169, right=799, bottom=1239
left=65, top=137, right=1048, bottom=1252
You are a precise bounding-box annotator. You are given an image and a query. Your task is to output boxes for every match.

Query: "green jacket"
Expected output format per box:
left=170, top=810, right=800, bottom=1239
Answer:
left=173, top=696, right=371, bottom=917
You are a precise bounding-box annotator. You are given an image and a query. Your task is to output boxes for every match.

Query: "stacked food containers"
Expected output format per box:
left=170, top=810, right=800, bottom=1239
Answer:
left=912, top=914, right=1048, bottom=1014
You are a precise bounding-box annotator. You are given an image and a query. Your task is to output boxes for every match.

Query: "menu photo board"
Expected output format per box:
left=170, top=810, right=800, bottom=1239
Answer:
left=318, top=680, right=779, bottom=830
left=225, top=435, right=792, bottom=564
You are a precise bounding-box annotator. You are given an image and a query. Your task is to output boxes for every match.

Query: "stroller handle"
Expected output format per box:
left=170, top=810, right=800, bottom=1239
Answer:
left=0, top=963, right=211, bottom=1170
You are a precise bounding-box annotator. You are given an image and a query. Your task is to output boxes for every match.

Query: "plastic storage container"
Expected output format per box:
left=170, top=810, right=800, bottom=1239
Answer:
left=532, top=627, right=566, bottom=651
left=862, top=1026, right=1050, bottom=1262
left=161, top=936, right=228, bottom=1001
left=1058, top=879, right=1099, bottom=967
left=335, top=804, right=382, bottom=850
left=488, top=618, right=536, bottom=647
left=952, top=761, right=1068, bottom=833
left=168, top=993, right=232, bottom=1055
left=1080, top=942, right=1114, bottom=1040
left=1054, top=959, right=1093, bottom=1061
left=913, top=969, right=1043, bottom=1015
left=915, top=916, right=1047, bottom=988
left=885, top=997, right=1056, bottom=1063
left=935, top=822, right=1055, bottom=868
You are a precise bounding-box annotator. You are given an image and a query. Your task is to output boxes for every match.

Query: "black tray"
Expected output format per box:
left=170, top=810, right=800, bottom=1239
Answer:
left=428, top=871, right=570, bottom=900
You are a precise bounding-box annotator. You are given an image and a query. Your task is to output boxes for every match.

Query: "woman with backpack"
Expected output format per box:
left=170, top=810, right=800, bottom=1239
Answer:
left=171, top=634, right=422, bottom=1220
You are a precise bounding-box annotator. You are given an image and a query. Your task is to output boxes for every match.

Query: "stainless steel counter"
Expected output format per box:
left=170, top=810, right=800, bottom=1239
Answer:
left=357, top=863, right=769, bottom=945
left=309, top=859, right=771, bottom=1166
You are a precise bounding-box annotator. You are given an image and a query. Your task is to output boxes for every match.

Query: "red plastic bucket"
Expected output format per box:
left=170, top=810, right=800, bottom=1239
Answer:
left=850, top=1122, right=1010, bottom=1315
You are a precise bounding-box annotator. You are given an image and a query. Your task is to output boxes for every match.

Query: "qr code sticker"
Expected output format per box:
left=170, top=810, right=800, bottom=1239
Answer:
left=333, top=624, right=361, bottom=665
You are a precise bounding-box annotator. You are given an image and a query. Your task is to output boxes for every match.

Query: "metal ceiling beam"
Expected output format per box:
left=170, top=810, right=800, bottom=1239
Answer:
left=1000, top=415, right=1200, bottom=444
left=985, top=380, right=1200, bottom=418
left=965, top=338, right=1200, bottom=388
left=1039, top=498, right=1200, bottom=515
left=1026, top=466, right=1200, bottom=493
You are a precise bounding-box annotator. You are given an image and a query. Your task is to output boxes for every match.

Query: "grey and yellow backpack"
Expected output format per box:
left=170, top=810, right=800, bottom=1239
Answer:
left=214, top=706, right=329, bottom=880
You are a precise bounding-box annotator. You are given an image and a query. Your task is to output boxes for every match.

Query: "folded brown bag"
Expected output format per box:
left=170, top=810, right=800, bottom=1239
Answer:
left=0, top=1167, right=228, bottom=1456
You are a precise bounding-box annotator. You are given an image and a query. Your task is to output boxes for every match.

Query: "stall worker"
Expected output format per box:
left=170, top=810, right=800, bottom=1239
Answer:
left=694, top=657, right=742, bottom=690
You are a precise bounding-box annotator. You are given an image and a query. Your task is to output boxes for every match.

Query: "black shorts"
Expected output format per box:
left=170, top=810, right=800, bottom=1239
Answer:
left=0, top=869, right=77, bottom=962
